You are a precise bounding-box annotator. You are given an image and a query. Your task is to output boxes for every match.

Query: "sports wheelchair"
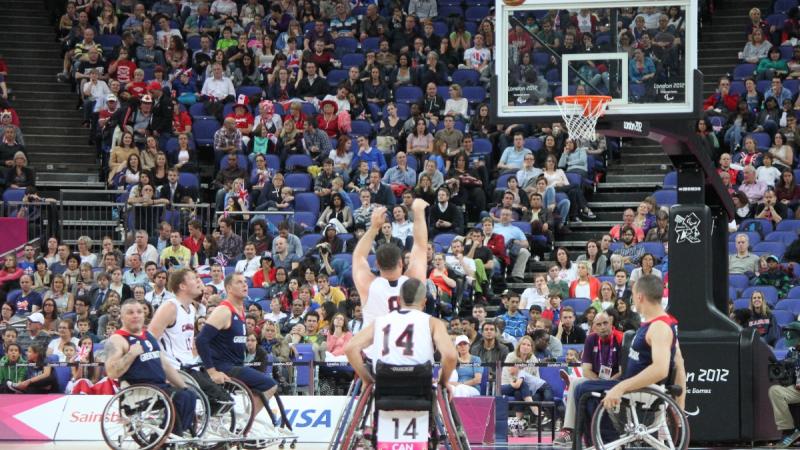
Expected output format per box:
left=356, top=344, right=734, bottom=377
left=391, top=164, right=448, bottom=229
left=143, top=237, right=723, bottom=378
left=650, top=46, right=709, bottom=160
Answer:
left=572, top=332, right=690, bottom=450
left=101, top=369, right=296, bottom=449
left=328, top=361, right=471, bottom=450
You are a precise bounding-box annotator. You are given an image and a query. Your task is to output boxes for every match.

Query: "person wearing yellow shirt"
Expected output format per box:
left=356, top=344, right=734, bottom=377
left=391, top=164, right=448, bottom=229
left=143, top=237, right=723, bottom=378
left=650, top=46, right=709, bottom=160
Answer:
left=312, top=273, right=345, bottom=307
left=160, top=231, right=197, bottom=268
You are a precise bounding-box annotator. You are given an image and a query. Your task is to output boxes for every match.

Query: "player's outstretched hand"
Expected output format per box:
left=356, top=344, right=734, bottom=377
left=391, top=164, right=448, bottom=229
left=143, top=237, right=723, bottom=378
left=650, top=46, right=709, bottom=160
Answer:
left=411, top=198, right=429, bottom=212
left=370, top=206, right=387, bottom=229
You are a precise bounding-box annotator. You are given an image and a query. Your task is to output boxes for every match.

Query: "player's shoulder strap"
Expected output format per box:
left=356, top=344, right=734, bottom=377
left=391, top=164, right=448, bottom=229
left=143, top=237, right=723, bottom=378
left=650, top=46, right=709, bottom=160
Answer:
left=220, top=300, right=245, bottom=321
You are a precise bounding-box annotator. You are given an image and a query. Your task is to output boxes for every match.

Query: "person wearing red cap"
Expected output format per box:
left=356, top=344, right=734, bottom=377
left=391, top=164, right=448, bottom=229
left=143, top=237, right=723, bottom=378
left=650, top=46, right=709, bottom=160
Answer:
left=226, top=95, right=255, bottom=145
left=147, top=80, right=173, bottom=148
left=317, top=99, right=339, bottom=138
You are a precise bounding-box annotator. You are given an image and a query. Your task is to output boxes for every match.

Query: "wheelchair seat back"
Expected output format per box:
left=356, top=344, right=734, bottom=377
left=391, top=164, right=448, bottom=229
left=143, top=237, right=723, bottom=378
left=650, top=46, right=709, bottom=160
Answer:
left=374, top=361, right=434, bottom=412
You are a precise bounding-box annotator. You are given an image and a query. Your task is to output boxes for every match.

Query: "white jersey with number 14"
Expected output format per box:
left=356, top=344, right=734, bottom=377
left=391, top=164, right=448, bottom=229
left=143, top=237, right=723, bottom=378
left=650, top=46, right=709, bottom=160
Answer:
left=372, top=309, right=434, bottom=370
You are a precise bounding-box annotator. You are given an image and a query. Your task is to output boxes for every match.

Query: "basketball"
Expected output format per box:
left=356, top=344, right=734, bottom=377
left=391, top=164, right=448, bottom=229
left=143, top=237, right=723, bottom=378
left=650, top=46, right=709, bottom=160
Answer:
left=502, top=0, right=526, bottom=6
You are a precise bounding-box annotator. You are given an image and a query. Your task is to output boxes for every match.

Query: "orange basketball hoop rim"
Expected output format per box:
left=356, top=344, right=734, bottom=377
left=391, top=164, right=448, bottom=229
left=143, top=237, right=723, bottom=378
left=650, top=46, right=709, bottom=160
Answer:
left=554, top=95, right=612, bottom=141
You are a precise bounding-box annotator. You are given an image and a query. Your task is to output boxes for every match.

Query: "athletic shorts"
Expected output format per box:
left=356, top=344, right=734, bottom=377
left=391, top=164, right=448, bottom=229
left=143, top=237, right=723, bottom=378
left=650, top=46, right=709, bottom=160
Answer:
left=227, top=365, right=277, bottom=393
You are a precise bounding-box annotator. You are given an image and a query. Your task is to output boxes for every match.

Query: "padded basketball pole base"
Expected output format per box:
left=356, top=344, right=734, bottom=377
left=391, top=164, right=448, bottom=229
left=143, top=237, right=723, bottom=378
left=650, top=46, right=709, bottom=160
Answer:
left=597, top=104, right=779, bottom=444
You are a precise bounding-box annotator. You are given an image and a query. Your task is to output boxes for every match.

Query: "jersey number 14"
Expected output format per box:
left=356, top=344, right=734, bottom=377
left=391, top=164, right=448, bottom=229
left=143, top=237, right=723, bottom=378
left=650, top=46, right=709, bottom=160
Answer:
left=381, top=324, right=414, bottom=356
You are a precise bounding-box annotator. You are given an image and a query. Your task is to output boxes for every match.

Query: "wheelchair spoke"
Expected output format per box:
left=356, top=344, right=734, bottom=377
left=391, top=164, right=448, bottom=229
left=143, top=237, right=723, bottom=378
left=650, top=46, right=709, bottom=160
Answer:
left=642, top=432, right=673, bottom=450
left=599, top=432, right=639, bottom=449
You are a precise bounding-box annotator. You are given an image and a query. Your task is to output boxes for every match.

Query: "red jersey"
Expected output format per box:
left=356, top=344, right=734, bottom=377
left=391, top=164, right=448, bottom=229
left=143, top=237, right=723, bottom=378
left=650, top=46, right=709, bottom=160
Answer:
left=226, top=112, right=254, bottom=131
left=127, top=81, right=147, bottom=99
left=113, top=60, right=137, bottom=83
left=172, top=110, right=192, bottom=133
left=317, top=114, right=339, bottom=137
left=183, top=234, right=204, bottom=255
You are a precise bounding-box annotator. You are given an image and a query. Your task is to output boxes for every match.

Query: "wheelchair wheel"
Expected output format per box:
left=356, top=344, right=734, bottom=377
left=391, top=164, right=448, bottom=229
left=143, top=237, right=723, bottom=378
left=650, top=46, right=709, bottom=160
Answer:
left=436, top=386, right=471, bottom=450
left=339, top=383, right=374, bottom=450
left=200, top=377, right=255, bottom=449
left=101, top=384, right=176, bottom=450
left=590, top=387, right=690, bottom=450
left=179, top=370, right=211, bottom=438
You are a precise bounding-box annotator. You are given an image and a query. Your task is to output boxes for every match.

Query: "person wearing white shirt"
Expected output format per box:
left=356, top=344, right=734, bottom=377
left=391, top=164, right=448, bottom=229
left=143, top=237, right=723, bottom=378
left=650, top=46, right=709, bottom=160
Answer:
left=144, top=270, right=176, bottom=309
left=206, top=264, right=227, bottom=295
left=263, top=298, right=287, bottom=323
left=756, top=153, right=782, bottom=187
left=521, top=274, right=549, bottom=310
left=444, top=239, right=476, bottom=284
left=461, top=34, right=491, bottom=72
left=124, top=230, right=160, bottom=265
left=234, top=243, right=261, bottom=278
left=201, top=63, right=236, bottom=100
left=391, top=205, right=414, bottom=246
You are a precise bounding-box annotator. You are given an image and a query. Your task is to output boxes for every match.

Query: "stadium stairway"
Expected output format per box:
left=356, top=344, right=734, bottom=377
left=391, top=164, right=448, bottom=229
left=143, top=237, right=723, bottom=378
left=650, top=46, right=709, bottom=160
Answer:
left=554, top=139, right=671, bottom=256
left=0, top=0, right=101, bottom=191
left=699, top=0, right=772, bottom=97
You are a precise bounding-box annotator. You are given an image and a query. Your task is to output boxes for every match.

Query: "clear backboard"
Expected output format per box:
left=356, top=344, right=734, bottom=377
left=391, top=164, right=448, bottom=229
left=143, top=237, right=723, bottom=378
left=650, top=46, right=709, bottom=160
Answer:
left=493, top=0, right=699, bottom=121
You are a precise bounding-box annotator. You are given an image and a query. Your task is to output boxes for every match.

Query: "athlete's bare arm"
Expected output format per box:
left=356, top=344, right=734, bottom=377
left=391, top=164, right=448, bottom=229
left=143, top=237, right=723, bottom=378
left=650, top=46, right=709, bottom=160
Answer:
left=353, top=207, right=386, bottom=300
left=430, top=317, right=456, bottom=386
left=404, top=199, right=429, bottom=282
left=161, top=351, right=187, bottom=389
left=672, top=343, right=686, bottom=409
left=344, top=323, right=376, bottom=384
left=201, top=304, right=232, bottom=384
left=602, top=321, right=674, bottom=409
left=147, top=300, right=177, bottom=340
left=104, top=334, right=137, bottom=380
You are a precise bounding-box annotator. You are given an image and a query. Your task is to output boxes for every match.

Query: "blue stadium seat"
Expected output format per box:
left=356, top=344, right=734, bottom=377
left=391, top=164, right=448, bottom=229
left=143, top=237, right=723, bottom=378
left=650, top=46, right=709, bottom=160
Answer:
left=265, top=154, right=281, bottom=171
left=641, top=242, right=666, bottom=260
left=300, top=102, right=317, bottom=117
left=2, top=189, right=25, bottom=202
left=248, top=288, right=267, bottom=301
left=395, top=86, right=423, bottom=104
left=742, top=286, right=779, bottom=306
left=295, top=193, right=320, bottom=215
left=766, top=231, right=796, bottom=246
left=326, top=69, right=348, bottom=86
left=775, top=0, right=799, bottom=13
left=663, top=171, right=677, bottom=190
left=293, top=212, right=317, bottom=232
left=788, top=286, right=800, bottom=299
left=463, top=86, right=487, bottom=104
left=300, top=233, right=322, bottom=252
left=651, top=189, right=677, bottom=207
left=753, top=241, right=786, bottom=260
left=362, top=37, right=381, bottom=53
left=495, top=173, right=514, bottom=191
left=96, top=34, right=121, bottom=54
left=350, top=120, right=373, bottom=137
left=524, top=137, right=543, bottom=152
left=285, top=154, right=314, bottom=170
left=433, top=21, right=449, bottom=37
left=748, top=132, right=771, bottom=150
left=189, top=102, right=208, bottom=118
left=341, top=53, right=365, bottom=69
left=729, top=81, right=746, bottom=96
left=293, top=343, right=315, bottom=394
left=334, top=37, right=359, bottom=57
left=464, top=6, right=489, bottom=21
left=236, top=86, right=263, bottom=99
left=539, top=367, right=565, bottom=402
left=775, top=310, right=795, bottom=328
left=728, top=231, right=761, bottom=245
left=739, top=218, right=775, bottom=235
left=767, top=13, right=788, bottom=29
left=438, top=6, right=463, bottom=17
left=732, top=64, right=756, bottom=80
left=473, top=138, right=492, bottom=156
left=285, top=173, right=312, bottom=192
left=452, top=69, right=480, bottom=86
left=733, top=298, right=750, bottom=310
left=512, top=221, right=531, bottom=234
left=193, top=117, right=221, bottom=147
left=433, top=233, right=457, bottom=250
left=729, top=274, right=750, bottom=291
left=776, top=299, right=800, bottom=316
left=220, top=154, right=249, bottom=172
left=178, top=172, right=199, bottom=191
left=563, top=298, right=591, bottom=313
left=777, top=220, right=800, bottom=233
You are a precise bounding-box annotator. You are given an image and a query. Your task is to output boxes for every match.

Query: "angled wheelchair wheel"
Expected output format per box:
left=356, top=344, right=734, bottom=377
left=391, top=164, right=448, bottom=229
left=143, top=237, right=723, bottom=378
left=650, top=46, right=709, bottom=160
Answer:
left=101, top=384, right=176, bottom=450
left=590, top=387, right=690, bottom=450
left=179, top=370, right=210, bottom=438
left=436, top=386, right=471, bottom=450
left=339, top=383, right=374, bottom=450
left=199, top=377, right=255, bottom=449
left=328, top=379, right=361, bottom=450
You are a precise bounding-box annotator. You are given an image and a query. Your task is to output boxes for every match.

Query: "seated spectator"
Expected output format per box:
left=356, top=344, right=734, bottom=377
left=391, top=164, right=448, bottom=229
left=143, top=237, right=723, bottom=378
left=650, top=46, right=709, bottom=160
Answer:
left=609, top=208, right=645, bottom=242
left=629, top=253, right=663, bottom=285
left=501, top=335, right=553, bottom=423
left=46, top=319, right=79, bottom=362
left=324, top=313, right=351, bottom=362
left=747, top=290, right=779, bottom=346
left=542, top=155, right=594, bottom=221
left=575, top=239, right=608, bottom=275
left=234, top=243, right=261, bottom=278
left=0, top=343, right=26, bottom=391
left=757, top=153, right=782, bottom=187
left=755, top=189, right=788, bottom=226
left=428, top=186, right=463, bottom=237
left=615, top=226, right=645, bottom=265
left=201, top=62, right=236, bottom=120
left=645, top=210, right=670, bottom=243
left=383, top=151, right=417, bottom=196
left=366, top=168, right=395, bottom=207
left=555, top=306, right=586, bottom=345
left=755, top=254, right=793, bottom=298
left=740, top=165, right=768, bottom=204
left=450, top=335, right=482, bottom=397
left=756, top=47, right=789, bottom=81
left=5, top=152, right=34, bottom=190
left=5, top=344, right=58, bottom=394
left=317, top=193, right=354, bottom=232
left=569, top=261, right=601, bottom=299
left=769, top=132, right=794, bottom=173
left=741, top=28, right=772, bottom=64
left=500, top=293, right=529, bottom=339
left=632, top=201, right=656, bottom=235
left=353, top=189, right=375, bottom=229
left=351, top=135, right=386, bottom=174
left=429, top=252, right=456, bottom=304
left=7, top=275, right=42, bottom=315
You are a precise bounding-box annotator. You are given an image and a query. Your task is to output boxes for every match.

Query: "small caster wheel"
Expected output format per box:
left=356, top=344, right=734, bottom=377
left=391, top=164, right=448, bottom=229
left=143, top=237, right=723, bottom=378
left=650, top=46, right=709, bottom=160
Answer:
left=290, top=439, right=297, bottom=448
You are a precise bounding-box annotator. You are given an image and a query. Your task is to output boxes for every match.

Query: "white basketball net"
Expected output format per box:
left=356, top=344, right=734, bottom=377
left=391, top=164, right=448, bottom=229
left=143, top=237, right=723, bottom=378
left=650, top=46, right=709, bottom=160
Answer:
left=554, top=96, right=611, bottom=142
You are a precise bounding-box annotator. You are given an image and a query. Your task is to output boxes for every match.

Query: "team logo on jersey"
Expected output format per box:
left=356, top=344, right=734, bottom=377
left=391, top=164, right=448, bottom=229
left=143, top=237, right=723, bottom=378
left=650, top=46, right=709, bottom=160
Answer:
left=181, top=323, right=195, bottom=332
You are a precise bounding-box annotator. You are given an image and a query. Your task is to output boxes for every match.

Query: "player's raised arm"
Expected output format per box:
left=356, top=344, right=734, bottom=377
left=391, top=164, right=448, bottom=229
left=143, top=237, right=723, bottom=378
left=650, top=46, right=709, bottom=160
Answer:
left=353, top=207, right=386, bottom=299
left=404, top=198, right=430, bottom=282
